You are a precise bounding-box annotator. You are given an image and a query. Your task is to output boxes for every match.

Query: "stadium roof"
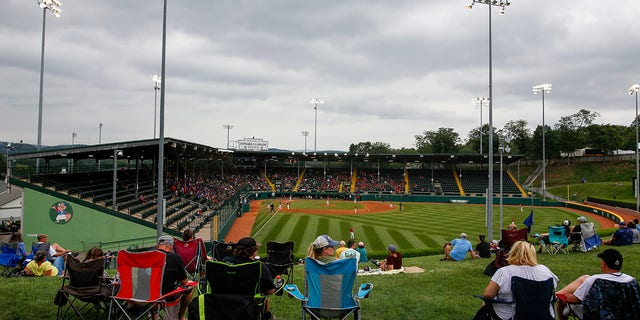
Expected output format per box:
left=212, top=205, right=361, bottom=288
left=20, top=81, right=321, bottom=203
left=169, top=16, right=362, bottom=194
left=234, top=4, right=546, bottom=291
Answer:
left=9, top=137, right=524, bottom=165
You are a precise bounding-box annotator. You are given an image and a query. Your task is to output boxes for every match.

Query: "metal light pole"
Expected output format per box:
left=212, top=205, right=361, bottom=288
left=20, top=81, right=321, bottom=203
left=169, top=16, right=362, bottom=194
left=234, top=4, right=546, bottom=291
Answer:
left=301, top=131, right=309, bottom=153
left=71, top=132, right=77, bottom=145
left=98, top=123, right=103, bottom=144
left=498, top=134, right=511, bottom=232
left=223, top=124, right=234, bottom=149
left=113, top=149, right=122, bottom=211
left=309, top=98, right=324, bottom=152
left=533, top=83, right=552, bottom=202
left=472, top=97, right=489, bottom=153
left=156, top=0, right=168, bottom=238
left=152, top=74, right=161, bottom=139
left=5, top=143, right=13, bottom=185
left=466, top=0, right=510, bottom=241
left=36, top=0, right=62, bottom=174
left=630, top=84, right=640, bottom=212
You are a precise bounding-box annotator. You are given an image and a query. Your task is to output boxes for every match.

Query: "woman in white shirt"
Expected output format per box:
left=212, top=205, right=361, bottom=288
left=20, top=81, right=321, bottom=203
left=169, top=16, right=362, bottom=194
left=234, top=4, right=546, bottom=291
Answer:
left=481, top=240, right=558, bottom=320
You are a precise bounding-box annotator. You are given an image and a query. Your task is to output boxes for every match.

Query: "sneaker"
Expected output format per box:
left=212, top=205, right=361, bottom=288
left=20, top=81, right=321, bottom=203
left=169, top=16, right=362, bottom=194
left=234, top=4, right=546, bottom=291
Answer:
left=370, top=259, right=380, bottom=267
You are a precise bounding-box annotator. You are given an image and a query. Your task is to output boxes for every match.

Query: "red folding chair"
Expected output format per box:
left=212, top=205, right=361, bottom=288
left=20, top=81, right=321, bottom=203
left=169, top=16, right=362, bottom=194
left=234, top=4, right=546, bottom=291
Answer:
left=109, top=250, right=195, bottom=320
left=174, top=238, right=208, bottom=291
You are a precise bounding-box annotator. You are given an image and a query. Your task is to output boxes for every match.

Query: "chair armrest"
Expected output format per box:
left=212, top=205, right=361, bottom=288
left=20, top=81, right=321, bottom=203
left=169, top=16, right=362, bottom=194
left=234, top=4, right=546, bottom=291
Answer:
left=556, top=293, right=568, bottom=303
left=357, top=283, right=373, bottom=299
left=473, top=294, right=513, bottom=305
left=284, top=284, right=307, bottom=301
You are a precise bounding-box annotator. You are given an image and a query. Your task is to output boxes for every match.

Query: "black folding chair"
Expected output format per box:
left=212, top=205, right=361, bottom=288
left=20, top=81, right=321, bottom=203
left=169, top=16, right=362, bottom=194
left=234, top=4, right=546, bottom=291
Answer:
left=262, top=241, right=294, bottom=295
left=55, top=256, right=111, bottom=320
left=475, top=276, right=556, bottom=320
left=189, top=260, right=266, bottom=320
left=211, top=240, right=236, bottom=261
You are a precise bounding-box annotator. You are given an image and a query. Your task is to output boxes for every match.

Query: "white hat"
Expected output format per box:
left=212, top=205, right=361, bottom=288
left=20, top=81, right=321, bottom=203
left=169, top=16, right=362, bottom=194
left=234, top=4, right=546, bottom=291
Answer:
left=313, top=235, right=339, bottom=249
left=577, top=216, right=587, bottom=222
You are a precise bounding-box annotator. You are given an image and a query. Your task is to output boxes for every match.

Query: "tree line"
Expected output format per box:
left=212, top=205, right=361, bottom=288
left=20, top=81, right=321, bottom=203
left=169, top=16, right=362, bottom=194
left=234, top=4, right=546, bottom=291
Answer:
left=350, top=109, right=638, bottom=160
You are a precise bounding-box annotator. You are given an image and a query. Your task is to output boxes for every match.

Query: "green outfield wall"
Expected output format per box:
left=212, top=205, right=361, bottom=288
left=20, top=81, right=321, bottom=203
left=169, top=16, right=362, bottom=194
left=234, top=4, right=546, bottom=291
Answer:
left=21, top=187, right=157, bottom=252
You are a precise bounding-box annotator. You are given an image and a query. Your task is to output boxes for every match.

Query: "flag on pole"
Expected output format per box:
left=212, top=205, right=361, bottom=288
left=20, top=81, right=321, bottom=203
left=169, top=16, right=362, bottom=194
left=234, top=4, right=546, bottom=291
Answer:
left=523, top=210, right=534, bottom=233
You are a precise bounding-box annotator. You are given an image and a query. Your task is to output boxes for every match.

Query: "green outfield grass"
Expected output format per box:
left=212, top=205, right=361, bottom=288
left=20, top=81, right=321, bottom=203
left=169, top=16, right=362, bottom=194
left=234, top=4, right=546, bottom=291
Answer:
left=251, top=200, right=599, bottom=259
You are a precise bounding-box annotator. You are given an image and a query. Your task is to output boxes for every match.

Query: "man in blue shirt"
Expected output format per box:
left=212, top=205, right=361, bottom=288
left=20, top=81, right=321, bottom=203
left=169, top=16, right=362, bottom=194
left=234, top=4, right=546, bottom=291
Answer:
left=603, top=221, right=633, bottom=246
left=442, top=233, right=476, bottom=261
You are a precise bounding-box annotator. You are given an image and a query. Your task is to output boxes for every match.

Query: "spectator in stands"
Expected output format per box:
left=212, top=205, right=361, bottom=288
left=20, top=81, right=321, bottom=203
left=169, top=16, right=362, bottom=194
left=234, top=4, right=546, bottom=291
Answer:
left=307, top=235, right=339, bottom=263
left=339, top=240, right=360, bottom=262
left=556, top=249, right=635, bottom=320
left=34, top=234, right=76, bottom=276
left=24, top=250, right=58, bottom=277
left=372, top=244, right=402, bottom=271
left=154, top=235, right=193, bottom=320
left=475, top=234, right=491, bottom=259
left=603, top=221, right=633, bottom=246
left=222, top=237, right=276, bottom=320
left=355, top=241, right=368, bottom=263
left=335, top=240, right=347, bottom=258
left=476, top=241, right=557, bottom=320
left=442, top=233, right=475, bottom=261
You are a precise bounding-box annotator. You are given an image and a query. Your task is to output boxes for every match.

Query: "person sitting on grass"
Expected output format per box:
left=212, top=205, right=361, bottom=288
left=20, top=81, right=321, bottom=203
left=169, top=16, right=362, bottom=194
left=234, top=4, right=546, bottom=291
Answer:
left=475, top=234, right=491, bottom=259
left=24, top=250, right=58, bottom=277
left=372, top=244, right=402, bottom=271
left=355, top=241, right=368, bottom=263
left=339, top=240, right=361, bottom=262
left=602, top=221, right=633, bottom=246
left=307, top=235, right=339, bottom=263
left=442, top=233, right=476, bottom=261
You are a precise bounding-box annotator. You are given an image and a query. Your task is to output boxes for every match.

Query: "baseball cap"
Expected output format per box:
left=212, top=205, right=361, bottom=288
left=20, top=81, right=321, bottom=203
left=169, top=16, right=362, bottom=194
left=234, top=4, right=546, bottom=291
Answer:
left=237, top=237, right=258, bottom=248
left=598, top=249, right=623, bottom=270
left=388, top=244, right=397, bottom=252
left=619, top=221, right=627, bottom=226
left=158, top=235, right=174, bottom=246
left=460, top=233, right=467, bottom=239
left=313, top=235, right=339, bottom=249
left=577, top=216, right=587, bottom=223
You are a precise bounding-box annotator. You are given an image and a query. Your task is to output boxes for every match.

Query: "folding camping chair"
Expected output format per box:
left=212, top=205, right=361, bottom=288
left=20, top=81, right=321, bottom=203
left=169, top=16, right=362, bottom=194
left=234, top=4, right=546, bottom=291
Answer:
left=211, top=240, right=236, bottom=261
left=189, top=260, right=267, bottom=320
left=541, top=225, right=569, bottom=255
left=474, top=276, right=556, bottom=320
left=0, top=242, right=24, bottom=277
left=109, top=250, right=196, bottom=320
left=285, top=257, right=374, bottom=320
left=55, top=256, right=111, bottom=320
left=262, top=241, right=295, bottom=295
left=576, top=222, right=601, bottom=253
left=173, top=237, right=208, bottom=289
left=557, top=279, right=640, bottom=320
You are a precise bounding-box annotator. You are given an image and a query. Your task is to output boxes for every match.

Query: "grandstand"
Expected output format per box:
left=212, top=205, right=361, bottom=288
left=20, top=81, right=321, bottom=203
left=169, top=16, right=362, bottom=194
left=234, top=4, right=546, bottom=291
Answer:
left=7, top=138, right=527, bottom=251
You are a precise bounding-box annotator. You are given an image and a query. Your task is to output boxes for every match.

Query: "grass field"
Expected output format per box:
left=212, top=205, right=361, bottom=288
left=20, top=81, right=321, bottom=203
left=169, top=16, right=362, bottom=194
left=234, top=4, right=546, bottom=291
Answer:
left=249, top=200, right=607, bottom=259
left=3, top=244, right=640, bottom=320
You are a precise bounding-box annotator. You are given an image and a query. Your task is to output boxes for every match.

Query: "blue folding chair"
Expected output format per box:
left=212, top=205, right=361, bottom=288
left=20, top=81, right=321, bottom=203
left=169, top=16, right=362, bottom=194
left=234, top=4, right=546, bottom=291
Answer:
left=285, top=257, right=373, bottom=320
left=0, top=242, right=25, bottom=277
left=543, top=226, right=569, bottom=255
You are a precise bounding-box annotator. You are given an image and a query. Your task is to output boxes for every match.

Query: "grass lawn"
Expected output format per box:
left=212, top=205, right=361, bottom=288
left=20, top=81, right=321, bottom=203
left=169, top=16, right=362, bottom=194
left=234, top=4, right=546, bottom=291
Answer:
left=3, top=244, right=640, bottom=320
left=250, top=200, right=604, bottom=259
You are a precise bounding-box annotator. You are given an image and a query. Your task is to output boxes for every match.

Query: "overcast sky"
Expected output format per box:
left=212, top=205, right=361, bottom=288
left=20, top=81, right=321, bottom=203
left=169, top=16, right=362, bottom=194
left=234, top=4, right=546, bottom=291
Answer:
left=2, top=1, right=639, bottom=152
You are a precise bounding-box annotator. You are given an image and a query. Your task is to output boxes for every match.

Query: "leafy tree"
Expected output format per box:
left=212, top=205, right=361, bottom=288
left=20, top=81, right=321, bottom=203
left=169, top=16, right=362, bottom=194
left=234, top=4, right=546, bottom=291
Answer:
left=415, top=128, right=461, bottom=153
left=349, top=141, right=392, bottom=154
left=501, top=120, right=531, bottom=155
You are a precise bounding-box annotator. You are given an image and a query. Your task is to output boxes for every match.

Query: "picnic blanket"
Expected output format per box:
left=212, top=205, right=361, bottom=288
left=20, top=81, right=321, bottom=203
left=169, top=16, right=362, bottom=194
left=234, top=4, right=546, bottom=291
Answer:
left=357, top=266, right=424, bottom=276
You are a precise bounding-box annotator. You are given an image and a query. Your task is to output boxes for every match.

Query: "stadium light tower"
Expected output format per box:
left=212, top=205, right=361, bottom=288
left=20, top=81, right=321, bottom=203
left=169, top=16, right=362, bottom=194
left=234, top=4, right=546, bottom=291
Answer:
left=223, top=124, right=234, bottom=149
left=630, top=83, right=640, bottom=212
left=36, top=0, right=62, bottom=174
left=499, top=133, right=511, bottom=232
left=465, top=0, right=510, bottom=241
left=472, top=97, right=489, bottom=154
left=71, top=132, right=77, bottom=145
left=533, top=83, right=552, bottom=202
left=152, top=74, right=161, bottom=139
left=98, top=123, right=103, bottom=144
left=301, top=130, right=309, bottom=153
left=156, top=0, right=168, bottom=239
left=309, top=98, right=324, bottom=152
